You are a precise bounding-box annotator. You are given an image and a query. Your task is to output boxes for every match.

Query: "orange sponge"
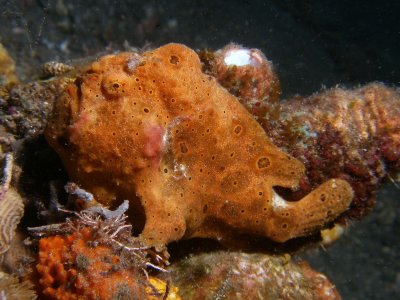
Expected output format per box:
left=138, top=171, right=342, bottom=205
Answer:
left=36, top=227, right=176, bottom=299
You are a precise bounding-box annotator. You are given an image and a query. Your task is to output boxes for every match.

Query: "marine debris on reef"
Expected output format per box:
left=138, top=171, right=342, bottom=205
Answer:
left=164, top=252, right=340, bottom=300
left=44, top=43, right=353, bottom=249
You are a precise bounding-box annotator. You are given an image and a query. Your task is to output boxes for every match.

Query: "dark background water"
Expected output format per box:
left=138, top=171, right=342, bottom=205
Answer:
left=1, top=0, right=399, bottom=299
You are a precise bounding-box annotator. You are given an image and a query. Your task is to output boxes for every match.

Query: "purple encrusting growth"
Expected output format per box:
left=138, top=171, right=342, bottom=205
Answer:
left=260, top=83, right=400, bottom=220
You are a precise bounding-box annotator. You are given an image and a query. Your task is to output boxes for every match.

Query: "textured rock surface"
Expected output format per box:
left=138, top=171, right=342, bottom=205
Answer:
left=164, top=252, right=340, bottom=300
left=262, top=83, right=400, bottom=220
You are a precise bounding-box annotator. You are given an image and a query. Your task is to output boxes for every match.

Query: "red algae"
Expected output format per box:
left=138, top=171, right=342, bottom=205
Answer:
left=261, top=83, right=400, bottom=220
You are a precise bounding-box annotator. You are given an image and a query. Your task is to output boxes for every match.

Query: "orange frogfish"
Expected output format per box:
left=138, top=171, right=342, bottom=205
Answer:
left=45, top=43, right=353, bottom=249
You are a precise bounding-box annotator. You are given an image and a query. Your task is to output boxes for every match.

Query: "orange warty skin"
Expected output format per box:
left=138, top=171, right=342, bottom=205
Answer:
left=45, top=43, right=353, bottom=249
left=36, top=227, right=147, bottom=300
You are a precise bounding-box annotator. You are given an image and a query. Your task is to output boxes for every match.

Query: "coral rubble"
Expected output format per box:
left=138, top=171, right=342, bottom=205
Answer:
left=164, top=252, right=339, bottom=300
left=45, top=43, right=353, bottom=249
left=0, top=79, right=70, bottom=146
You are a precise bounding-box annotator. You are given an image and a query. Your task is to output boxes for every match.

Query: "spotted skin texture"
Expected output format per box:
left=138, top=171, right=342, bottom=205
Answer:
left=45, top=44, right=353, bottom=248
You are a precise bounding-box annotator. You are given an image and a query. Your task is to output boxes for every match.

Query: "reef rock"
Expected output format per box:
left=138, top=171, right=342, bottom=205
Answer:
left=45, top=43, right=353, bottom=248
left=262, top=83, right=400, bottom=220
left=164, top=252, right=340, bottom=300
